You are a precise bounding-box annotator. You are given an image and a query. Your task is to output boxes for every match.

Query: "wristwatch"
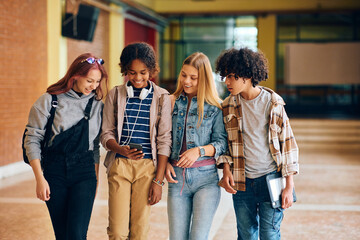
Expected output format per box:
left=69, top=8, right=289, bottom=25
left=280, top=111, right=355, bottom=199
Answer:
left=199, top=147, right=205, bottom=157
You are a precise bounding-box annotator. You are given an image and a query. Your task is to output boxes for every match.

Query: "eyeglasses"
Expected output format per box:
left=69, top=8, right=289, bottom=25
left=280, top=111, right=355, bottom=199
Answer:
left=81, top=57, right=105, bottom=65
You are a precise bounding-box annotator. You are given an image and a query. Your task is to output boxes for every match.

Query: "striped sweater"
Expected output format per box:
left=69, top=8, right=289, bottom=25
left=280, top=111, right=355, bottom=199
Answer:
left=118, top=87, right=153, bottom=159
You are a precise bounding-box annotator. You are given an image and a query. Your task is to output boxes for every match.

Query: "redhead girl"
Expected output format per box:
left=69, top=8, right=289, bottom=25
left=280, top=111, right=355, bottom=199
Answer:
left=24, top=53, right=108, bottom=240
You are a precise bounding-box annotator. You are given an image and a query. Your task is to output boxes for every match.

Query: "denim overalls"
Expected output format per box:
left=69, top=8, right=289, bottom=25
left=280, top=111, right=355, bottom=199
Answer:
left=167, top=94, right=228, bottom=240
left=43, top=96, right=97, bottom=240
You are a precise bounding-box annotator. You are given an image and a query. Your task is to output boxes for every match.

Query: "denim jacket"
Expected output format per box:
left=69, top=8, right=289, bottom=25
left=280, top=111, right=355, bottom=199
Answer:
left=170, top=94, right=228, bottom=161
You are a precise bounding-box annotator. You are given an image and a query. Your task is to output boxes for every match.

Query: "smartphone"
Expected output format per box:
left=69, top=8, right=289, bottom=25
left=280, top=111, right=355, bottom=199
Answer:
left=129, top=143, right=143, bottom=151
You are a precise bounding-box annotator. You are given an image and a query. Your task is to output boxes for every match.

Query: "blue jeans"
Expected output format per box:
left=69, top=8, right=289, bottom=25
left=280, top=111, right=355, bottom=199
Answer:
left=233, top=173, right=284, bottom=240
left=44, top=162, right=97, bottom=240
left=167, top=164, right=220, bottom=240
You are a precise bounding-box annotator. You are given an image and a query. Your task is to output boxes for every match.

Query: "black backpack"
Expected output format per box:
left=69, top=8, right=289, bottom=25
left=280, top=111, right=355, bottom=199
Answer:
left=22, top=95, right=58, bottom=164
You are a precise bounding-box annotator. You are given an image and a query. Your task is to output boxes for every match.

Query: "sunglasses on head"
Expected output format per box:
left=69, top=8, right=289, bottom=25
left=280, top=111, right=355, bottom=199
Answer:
left=81, top=57, right=105, bottom=65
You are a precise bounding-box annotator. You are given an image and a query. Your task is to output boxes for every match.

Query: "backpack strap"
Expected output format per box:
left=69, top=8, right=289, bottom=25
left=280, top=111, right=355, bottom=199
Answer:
left=42, top=94, right=57, bottom=149
left=84, top=96, right=95, bottom=119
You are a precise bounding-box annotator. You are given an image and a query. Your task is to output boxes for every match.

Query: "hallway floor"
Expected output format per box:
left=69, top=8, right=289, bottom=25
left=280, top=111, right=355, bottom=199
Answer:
left=1, top=119, right=360, bottom=240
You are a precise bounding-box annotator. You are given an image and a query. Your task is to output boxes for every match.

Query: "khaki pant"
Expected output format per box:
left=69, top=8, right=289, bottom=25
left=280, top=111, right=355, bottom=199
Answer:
left=107, top=157, right=155, bottom=240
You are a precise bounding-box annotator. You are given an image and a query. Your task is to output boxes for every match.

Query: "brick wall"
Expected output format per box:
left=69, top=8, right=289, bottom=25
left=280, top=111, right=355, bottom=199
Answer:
left=0, top=2, right=110, bottom=167
left=0, top=0, right=47, bottom=166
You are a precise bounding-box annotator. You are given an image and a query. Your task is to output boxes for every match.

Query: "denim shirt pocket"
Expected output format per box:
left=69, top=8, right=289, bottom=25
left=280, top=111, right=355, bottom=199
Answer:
left=200, top=109, right=216, bottom=135
left=224, top=113, right=239, bottom=141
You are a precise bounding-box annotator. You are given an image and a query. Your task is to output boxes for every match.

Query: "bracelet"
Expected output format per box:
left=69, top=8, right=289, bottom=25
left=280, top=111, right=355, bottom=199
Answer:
left=152, top=178, right=164, bottom=187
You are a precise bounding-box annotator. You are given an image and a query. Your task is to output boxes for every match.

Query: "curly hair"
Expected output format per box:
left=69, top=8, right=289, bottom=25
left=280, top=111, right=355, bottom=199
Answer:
left=215, top=47, right=268, bottom=87
left=119, top=42, right=159, bottom=78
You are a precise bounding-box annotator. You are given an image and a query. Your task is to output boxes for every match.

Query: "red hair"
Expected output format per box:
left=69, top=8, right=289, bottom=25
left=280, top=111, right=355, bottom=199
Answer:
left=47, top=53, right=108, bottom=100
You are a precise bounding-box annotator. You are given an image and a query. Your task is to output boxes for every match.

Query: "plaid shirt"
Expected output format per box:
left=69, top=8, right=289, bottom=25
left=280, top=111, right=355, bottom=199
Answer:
left=217, top=87, right=299, bottom=191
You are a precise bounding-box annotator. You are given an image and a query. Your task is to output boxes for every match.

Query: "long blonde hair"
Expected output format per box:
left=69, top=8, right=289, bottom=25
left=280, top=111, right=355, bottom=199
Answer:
left=173, top=52, right=222, bottom=127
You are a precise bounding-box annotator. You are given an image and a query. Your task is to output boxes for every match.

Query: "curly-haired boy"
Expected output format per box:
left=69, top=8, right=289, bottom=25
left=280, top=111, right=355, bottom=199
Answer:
left=216, top=47, right=299, bottom=240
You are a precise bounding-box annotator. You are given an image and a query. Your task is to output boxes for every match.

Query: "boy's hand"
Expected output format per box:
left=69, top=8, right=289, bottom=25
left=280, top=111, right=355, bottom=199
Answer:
left=281, top=186, right=294, bottom=209
left=282, top=174, right=294, bottom=209
left=220, top=164, right=237, bottom=194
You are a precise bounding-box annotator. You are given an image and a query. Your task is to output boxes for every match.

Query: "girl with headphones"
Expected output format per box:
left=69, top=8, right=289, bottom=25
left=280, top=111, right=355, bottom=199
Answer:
left=101, top=42, right=172, bottom=240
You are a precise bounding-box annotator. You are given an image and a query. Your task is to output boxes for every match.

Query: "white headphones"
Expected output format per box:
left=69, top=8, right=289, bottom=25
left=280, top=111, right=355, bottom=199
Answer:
left=121, top=81, right=152, bottom=146
left=126, top=81, right=152, bottom=100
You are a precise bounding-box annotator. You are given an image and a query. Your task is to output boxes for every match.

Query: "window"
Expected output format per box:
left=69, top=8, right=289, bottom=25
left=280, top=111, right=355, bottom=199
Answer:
left=160, top=15, right=257, bottom=96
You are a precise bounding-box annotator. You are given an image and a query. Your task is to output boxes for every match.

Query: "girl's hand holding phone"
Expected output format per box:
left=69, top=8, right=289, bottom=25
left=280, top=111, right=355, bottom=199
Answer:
left=119, top=145, right=144, bottom=160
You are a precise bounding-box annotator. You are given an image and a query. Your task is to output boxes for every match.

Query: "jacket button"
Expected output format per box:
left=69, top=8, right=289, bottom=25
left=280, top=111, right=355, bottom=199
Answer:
left=178, top=126, right=182, bottom=130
